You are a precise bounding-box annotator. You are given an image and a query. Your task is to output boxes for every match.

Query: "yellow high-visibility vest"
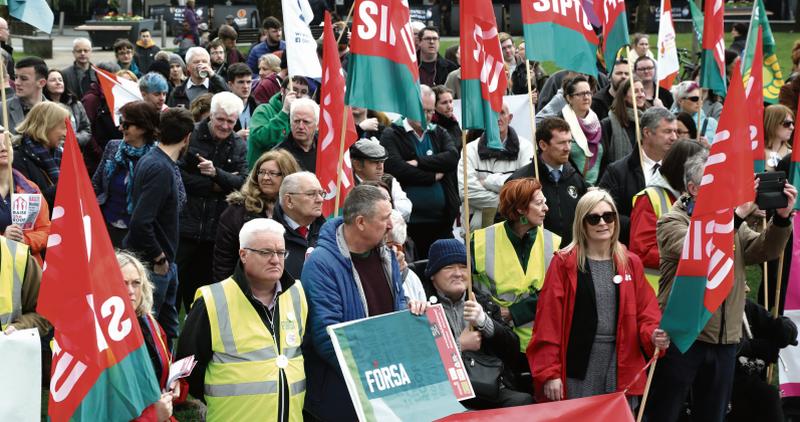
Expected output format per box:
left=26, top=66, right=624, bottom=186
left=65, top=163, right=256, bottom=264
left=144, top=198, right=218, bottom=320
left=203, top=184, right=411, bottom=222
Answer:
left=473, top=223, right=560, bottom=352
left=198, top=277, right=307, bottom=422
left=632, top=187, right=674, bottom=293
left=0, top=237, right=30, bottom=331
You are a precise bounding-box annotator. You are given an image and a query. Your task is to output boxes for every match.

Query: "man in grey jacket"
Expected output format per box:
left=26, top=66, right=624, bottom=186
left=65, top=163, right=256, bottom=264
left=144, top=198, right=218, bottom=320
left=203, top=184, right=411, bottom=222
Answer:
left=645, top=151, right=796, bottom=422
left=8, top=57, right=48, bottom=135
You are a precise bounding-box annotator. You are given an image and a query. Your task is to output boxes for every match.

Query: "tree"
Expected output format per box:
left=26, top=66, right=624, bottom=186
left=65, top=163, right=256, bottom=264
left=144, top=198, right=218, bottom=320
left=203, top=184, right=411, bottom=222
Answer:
left=636, top=0, right=651, bottom=33
left=258, top=0, right=282, bottom=23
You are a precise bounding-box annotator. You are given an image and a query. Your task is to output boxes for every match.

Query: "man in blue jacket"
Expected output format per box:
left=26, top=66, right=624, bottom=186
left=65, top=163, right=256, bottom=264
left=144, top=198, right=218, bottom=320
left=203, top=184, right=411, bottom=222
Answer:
left=301, top=185, right=426, bottom=421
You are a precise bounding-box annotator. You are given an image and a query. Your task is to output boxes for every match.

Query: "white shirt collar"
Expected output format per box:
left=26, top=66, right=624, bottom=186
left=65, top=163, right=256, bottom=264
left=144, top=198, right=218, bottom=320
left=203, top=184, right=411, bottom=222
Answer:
left=186, top=77, right=209, bottom=89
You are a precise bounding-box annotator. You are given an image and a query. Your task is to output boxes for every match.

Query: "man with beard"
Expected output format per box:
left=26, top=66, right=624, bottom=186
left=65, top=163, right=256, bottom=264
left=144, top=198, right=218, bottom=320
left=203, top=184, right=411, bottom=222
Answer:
left=125, top=107, right=195, bottom=344
left=591, top=59, right=629, bottom=121
left=246, top=16, right=285, bottom=74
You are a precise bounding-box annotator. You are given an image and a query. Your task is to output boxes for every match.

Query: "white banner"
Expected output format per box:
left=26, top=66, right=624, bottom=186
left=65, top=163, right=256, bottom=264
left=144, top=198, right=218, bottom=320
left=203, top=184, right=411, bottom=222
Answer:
left=0, top=329, right=41, bottom=422
left=452, top=94, right=535, bottom=145
left=282, top=0, right=322, bottom=79
left=657, top=0, right=680, bottom=87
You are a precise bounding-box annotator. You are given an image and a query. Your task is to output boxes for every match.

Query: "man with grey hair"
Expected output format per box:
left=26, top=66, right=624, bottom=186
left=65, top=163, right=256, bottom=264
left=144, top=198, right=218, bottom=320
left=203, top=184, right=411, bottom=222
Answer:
left=167, top=46, right=229, bottom=108
left=176, top=91, right=248, bottom=312
left=62, top=38, right=96, bottom=98
left=599, top=106, right=678, bottom=244
left=380, top=84, right=459, bottom=258
left=302, top=185, right=427, bottom=420
left=350, top=137, right=413, bottom=221
left=646, top=152, right=797, bottom=422
left=176, top=218, right=308, bottom=420
left=273, top=171, right=326, bottom=278
left=275, top=98, right=319, bottom=172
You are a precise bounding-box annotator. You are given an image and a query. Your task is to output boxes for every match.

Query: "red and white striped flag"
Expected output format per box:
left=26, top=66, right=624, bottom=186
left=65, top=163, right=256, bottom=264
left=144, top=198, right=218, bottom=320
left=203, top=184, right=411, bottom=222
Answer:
left=92, top=66, right=143, bottom=126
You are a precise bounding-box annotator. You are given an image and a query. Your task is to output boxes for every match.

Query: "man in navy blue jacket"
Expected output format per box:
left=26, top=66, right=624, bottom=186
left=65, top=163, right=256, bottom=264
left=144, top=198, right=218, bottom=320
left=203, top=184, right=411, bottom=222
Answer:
left=125, top=107, right=194, bottom=341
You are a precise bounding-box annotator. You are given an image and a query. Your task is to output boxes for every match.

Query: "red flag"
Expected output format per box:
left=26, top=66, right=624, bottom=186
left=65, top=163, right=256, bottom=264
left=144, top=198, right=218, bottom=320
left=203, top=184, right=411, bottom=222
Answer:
left=700, top=0, right=727, bottom=94
left=660, top=61, right=754, bottom=351
left=460, top=1, right=506, bottom=113
left=37, top=120, right=159, bottom=421
left=93, top=65, right=143, bottom=126
left=436, top=392, right=633, bottom=421
left=349, top=0, right=418, bottom=83
left=318, top=12, right=358, bottom=217
left=744, top=27, right=766, bottom=173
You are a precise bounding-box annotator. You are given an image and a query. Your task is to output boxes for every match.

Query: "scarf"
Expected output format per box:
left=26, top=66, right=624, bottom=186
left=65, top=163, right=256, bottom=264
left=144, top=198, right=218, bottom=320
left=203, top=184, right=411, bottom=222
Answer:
left=563, top=105, right=602, bottom=168
left=136, top=39, right=155, bottom=49
left=607, top=108, right=637, bottom=162
left=105, top=141, right=153, bottom=214
left=477, top=126, right=520, bottom=161
left=22, top=135, right=61, bottom=184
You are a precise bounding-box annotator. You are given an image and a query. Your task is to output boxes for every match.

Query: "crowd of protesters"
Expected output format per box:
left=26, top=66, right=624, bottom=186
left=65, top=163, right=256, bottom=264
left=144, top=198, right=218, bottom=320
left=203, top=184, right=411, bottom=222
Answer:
left=2, top=10, right=800, bottom=422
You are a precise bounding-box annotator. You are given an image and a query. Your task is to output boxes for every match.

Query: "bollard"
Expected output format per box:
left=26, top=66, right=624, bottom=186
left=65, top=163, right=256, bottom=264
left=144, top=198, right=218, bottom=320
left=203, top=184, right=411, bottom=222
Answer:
left=59, top=11, right=65, bottom=36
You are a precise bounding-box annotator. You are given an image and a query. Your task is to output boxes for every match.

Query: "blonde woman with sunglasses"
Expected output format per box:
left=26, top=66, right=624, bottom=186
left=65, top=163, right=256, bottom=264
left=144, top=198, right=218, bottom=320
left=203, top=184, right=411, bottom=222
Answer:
left=763, top=104, right=794, bottom=171
left=528, top=189, right=667, bottom=406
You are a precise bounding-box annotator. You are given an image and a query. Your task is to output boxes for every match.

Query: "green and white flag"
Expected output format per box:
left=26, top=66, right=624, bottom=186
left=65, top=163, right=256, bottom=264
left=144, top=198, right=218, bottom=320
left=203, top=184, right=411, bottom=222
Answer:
left=328, top=305, right=472, bottom=421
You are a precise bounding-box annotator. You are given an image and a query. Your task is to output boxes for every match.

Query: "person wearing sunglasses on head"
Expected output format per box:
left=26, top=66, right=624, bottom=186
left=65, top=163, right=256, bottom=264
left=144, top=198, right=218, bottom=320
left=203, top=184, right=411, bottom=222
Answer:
left=93, top=101, right=160, bottom=248
left=528, top=189, right=666, bottom=407
left=763, top=104, right=794, bottom=172
left=671, top=81, right=717, bottom=143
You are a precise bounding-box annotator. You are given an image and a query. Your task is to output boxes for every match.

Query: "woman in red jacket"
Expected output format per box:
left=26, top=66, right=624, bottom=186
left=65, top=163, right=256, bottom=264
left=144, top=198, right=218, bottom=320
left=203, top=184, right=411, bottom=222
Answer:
left=117, top=251, right=187, bottom=421
left=527, top=189, right=668, bottom=403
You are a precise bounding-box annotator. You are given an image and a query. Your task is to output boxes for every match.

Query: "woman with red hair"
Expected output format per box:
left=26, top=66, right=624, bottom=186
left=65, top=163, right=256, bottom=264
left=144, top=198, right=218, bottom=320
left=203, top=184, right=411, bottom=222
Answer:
left=471, top=177, right=562, bottom=372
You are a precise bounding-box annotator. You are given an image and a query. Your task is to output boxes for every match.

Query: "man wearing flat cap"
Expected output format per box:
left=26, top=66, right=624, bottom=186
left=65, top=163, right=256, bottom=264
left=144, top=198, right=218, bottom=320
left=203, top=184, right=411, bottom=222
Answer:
left=350, top=137, right=412, bottom=222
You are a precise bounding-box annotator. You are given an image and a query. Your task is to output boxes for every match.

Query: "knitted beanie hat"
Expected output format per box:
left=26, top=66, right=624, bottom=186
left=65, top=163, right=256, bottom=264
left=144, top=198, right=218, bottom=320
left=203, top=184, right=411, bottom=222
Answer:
left=425, top=239, right=466, bottom=279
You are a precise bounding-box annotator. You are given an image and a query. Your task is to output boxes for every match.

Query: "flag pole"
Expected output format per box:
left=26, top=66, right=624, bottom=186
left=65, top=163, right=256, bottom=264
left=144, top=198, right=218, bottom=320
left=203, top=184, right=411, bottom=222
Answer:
left=524, top=60, right=540, bottom=181
left=0, top=55, right=11, bottom=195
left=636, top=352, right=659, bottom=422
left=626, top=47, right=645, bottom=174
left=333, top=108, right=350, bottom=217
left=336, top=1, right=357, bottom=45
left=462, top=131, right=473, bottom=298
left=766, top=251, right=786, bottom=383
left=763, top=217, right=769, bottom=311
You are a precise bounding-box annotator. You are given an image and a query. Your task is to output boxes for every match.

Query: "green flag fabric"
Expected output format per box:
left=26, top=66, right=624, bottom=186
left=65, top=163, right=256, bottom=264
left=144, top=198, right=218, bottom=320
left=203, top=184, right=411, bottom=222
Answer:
left=741, top=0, right=783, bottom=103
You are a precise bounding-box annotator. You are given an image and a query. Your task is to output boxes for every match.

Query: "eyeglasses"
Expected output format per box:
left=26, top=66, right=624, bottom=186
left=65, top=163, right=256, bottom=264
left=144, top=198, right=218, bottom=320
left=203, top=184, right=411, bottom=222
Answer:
left=783, top=120, right=795, bottom=129
left=636, top=66, right=655, bottom=72
left=570, top=91, right=592, bottom=98
left=244, top=248, right=289, bottom=259
left=289, top=190, right=325, bottom=198
left=584, top=212, right=617, bottom=225
left=422, top=37, right=439, bottom=42
left=257, top=170, right=283, bottom=178
left=684, top=96, right=701, bottom=102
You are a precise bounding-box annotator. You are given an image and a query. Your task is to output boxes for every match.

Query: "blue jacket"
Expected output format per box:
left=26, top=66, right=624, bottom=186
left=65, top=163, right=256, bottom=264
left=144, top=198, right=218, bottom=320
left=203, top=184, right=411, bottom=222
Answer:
left=301, top=217, right=406, bottom=420
left=246, top=40, right=286, bottom=74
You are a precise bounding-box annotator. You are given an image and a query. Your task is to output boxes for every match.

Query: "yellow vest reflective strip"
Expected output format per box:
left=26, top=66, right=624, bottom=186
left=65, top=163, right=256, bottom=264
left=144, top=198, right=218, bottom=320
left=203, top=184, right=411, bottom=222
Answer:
left=0, top=238, right=29, bottom=330
left=199, top=277, right=307, bottom=421
left=632, top=187, right=672, bottom=293
left=473, top=223, right=561, bottom=352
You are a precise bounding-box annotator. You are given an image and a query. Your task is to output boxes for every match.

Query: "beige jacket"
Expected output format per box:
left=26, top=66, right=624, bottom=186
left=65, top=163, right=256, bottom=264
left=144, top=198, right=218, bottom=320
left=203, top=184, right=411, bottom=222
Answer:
left=656, top=197, right=791, bottom=344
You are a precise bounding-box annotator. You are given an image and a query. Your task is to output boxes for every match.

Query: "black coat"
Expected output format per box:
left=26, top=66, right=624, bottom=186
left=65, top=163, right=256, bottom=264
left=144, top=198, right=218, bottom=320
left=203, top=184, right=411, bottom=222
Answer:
left=274, top=134, right=317, bottom=172
left=380, top=122, right=460, bottom=224
left=506, top=156, right=587, bottom=245
left=417, top=53, right=459, bottom=86
left=167, top=74, right=229, bottom=108
left=272, top=203, right=326, bottom=279
left=591, top=85, right=615, bottom=122
left=179, top=120, right=248, bottom=242
left=597, top=150, right=645, bottom=246
left=212, top=196, right=265, bottom=283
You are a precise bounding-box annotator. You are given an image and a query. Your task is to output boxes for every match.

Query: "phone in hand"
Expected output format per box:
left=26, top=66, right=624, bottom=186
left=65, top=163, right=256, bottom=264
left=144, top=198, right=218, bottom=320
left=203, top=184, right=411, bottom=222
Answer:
left=755, top=171, right=788, bottom=210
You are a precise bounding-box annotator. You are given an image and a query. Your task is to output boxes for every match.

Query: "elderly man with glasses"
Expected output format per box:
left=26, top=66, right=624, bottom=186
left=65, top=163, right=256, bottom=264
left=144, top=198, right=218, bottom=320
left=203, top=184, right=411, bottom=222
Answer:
left=177, top=218, right=309, bottom=421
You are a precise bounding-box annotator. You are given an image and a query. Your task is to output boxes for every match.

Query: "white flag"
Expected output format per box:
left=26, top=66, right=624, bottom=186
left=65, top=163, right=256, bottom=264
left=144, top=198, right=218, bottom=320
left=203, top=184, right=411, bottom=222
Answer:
left=656, top=0, right=679, bottom=90
left=282, top=0, right=322, bottom=79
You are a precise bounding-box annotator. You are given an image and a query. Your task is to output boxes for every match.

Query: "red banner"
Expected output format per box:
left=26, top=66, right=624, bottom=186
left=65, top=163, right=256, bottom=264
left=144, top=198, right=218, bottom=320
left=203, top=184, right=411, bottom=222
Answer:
left=459, top=0, right=506, bottom=112
left=349, top=0, right=418, bottom=80
left=744, top=27, right=766, bottom=170
left=436, top=392, right=633, bottom=421
left=37, top=120, right=155, bottom=421
left=318, top=12, right=358, bottom=217
left=702, top=0, right=726, bottom=83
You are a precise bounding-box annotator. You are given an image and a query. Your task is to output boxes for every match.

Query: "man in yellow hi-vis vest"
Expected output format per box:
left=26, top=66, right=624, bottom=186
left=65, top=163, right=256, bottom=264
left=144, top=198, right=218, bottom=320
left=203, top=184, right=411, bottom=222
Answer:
left=177, top=219, right=307, bottom=421
left=0, top=235, right=48, bottom=336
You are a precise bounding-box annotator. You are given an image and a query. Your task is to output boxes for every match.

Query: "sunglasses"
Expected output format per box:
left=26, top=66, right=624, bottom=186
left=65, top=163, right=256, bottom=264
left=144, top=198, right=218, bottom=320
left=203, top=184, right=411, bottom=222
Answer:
left=584, top=212, right=617, bottom=226
left=120, top=121, right=134, bottom=129
left=684, top=96, right=701, bottom=102
left=782, top=120, right=795, bottom=129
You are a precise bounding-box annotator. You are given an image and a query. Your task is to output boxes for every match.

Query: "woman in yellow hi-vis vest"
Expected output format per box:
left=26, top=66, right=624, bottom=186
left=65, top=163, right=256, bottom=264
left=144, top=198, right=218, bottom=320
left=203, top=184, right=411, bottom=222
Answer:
left=472, top=178, right=561, bottom=361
